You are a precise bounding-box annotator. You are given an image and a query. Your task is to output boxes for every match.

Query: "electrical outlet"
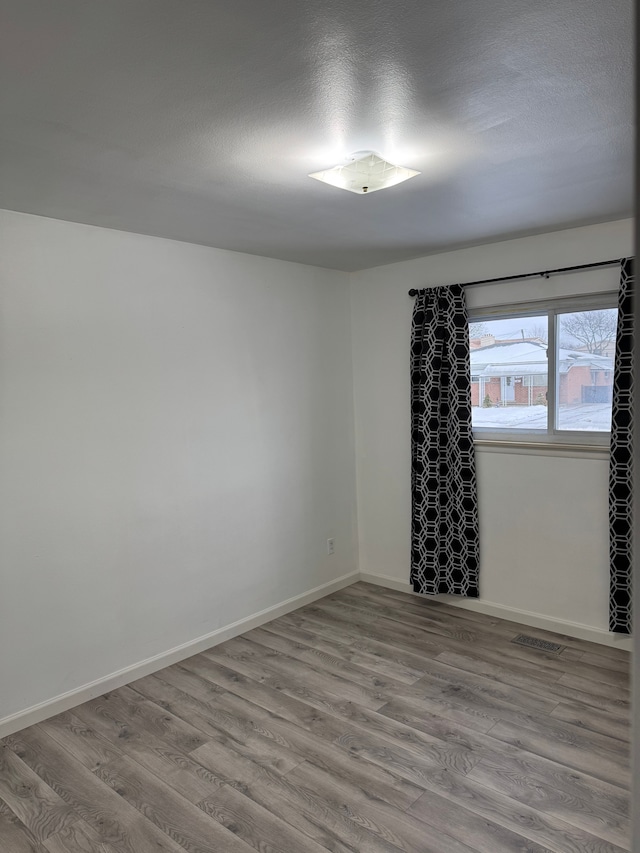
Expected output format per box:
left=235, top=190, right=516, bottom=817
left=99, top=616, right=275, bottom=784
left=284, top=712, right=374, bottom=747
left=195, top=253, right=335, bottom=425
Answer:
left=327, top=538, right=335, bottom=555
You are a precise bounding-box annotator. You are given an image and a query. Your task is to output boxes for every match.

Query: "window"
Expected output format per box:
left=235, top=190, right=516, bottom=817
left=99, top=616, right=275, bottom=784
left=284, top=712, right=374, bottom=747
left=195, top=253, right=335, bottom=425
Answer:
left=523, top=374, right=548, bottom=387
left=469, top=297, right=617, bottom=444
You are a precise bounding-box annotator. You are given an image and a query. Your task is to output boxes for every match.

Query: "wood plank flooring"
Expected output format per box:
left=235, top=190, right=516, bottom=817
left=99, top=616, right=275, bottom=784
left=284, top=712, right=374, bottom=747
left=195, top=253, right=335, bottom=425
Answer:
left=0, top=582, right=631, bottom=852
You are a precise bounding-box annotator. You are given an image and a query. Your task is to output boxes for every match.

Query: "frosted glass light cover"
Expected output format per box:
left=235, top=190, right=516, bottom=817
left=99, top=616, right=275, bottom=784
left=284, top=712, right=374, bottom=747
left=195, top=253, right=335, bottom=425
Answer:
left=309, top=151, right=420, bottom=194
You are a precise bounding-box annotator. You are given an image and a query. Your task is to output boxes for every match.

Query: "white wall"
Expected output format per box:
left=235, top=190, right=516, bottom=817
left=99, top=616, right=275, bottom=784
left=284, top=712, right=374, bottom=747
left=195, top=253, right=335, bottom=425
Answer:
left=0, top=210, right=632, bottom=733
left=0, top=209, right=358, bottom=724
left=351, top=219, right=634, bottom=645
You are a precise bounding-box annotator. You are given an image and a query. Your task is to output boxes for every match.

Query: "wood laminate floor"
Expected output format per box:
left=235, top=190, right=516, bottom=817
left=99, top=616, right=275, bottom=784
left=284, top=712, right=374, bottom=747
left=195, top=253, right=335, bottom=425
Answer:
left=0, top=582, right=631, bottom=852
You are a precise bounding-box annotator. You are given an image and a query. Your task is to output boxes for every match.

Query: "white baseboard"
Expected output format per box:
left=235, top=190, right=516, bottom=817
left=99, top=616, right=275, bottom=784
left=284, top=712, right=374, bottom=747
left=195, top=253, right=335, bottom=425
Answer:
left=359, top=572, right=633, bottom=651
left=2, top=565, right=630, bottom=738
left=359, top=573, right=415, bottom=595
left=0, top=571, right=359, bottom=739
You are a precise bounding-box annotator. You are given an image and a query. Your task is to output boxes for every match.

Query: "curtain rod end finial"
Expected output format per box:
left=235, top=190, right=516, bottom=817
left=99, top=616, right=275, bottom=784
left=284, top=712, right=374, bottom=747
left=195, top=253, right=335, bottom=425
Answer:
left=408, top=289, right=418, bottom=297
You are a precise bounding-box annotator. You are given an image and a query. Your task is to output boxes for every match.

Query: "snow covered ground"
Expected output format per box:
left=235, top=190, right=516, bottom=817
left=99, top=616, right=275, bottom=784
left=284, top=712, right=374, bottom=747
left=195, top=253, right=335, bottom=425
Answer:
left=472, top=403, right=611, bottom=432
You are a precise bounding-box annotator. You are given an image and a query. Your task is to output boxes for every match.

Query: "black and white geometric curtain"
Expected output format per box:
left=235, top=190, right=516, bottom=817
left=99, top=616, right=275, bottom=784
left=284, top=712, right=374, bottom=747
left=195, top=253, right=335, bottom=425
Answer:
left=609, top=257, right=634, bottom=634
left=410, top=284, right=479, bottom=597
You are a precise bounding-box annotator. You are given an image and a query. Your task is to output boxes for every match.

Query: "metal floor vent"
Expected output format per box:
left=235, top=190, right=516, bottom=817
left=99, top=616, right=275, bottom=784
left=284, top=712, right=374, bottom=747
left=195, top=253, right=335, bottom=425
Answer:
left=511, top=634, right=565, bottom=654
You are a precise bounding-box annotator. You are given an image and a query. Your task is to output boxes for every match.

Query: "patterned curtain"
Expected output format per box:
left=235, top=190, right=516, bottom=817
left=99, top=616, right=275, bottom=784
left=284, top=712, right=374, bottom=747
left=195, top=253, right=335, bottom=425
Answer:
left=609, top=258, right=634, bottom=634
left=410, top=284, right=479, bottom=597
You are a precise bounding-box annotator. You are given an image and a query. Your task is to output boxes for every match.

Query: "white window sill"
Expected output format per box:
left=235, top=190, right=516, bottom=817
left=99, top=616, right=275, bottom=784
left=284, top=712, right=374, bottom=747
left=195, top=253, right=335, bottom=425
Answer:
left=474, top=438, right=610, bottom=459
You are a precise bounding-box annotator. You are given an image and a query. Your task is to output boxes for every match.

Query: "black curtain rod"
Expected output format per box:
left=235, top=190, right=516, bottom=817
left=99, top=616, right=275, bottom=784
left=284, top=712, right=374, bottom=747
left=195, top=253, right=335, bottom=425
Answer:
left=407, top=258, right=623, bottom=297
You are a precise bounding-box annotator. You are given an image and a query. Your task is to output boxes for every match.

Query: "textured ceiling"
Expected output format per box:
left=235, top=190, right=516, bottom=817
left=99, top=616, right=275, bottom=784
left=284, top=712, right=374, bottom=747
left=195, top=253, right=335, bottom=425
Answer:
left=0, top=0, right=633, bottom=271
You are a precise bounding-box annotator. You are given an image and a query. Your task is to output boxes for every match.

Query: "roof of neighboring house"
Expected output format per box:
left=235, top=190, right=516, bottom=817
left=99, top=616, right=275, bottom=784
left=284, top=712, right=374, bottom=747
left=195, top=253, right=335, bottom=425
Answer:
left=470, top=340, right=613, bottom=378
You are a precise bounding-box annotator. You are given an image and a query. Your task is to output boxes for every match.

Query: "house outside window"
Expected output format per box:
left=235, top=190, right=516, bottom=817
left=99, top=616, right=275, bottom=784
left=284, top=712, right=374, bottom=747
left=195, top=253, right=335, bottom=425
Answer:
left=469, top=299, right=617, bottom=444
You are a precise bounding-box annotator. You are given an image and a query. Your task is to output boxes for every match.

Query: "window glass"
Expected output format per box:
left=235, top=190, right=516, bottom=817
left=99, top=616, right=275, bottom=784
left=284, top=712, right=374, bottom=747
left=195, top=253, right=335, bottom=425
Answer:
left=469, top=303, right=617, bottom=441
left=556, top=309, right=617, bottom=432
left=469, top=315, right=548, bottom=431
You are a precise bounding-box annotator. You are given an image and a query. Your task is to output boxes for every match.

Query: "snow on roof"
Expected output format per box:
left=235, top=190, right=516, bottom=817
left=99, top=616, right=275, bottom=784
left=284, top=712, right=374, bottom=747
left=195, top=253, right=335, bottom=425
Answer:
left=470, top=340, right=613, bottom=377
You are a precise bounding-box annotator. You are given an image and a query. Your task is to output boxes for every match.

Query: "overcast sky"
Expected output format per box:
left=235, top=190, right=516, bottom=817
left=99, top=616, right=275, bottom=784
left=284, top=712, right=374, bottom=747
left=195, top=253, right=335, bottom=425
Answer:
left=470, top=315, right=547, bottom=341
left=472, top=309, right=617, bottom=346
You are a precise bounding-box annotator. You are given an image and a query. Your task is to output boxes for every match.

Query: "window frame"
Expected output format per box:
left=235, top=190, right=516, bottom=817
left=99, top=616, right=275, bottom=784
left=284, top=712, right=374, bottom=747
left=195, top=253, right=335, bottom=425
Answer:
left=469, top=292, right=617, bottom=448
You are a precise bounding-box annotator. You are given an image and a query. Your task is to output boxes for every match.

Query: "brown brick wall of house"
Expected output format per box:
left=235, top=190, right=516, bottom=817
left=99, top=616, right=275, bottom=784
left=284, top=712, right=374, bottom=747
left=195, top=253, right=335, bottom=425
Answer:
left=472, top=367, right=611, bottom=407
left=513, top=378, right=547, bottom=405
left=472, top=377, right=543, bottom=407
left=559, top=366, right=611, bottom=404
left=471, top=377, right=506, bottom=407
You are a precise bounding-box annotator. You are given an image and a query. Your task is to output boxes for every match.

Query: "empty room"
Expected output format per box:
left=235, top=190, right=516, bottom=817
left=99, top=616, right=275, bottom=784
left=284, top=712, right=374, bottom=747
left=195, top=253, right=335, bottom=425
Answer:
left=0, top=1, right=636, bottom=852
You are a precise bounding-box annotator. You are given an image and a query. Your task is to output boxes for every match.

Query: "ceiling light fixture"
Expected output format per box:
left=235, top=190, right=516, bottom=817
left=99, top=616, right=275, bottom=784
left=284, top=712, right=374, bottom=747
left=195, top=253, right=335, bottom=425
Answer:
left=308, top=150, right=420, bottom=195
